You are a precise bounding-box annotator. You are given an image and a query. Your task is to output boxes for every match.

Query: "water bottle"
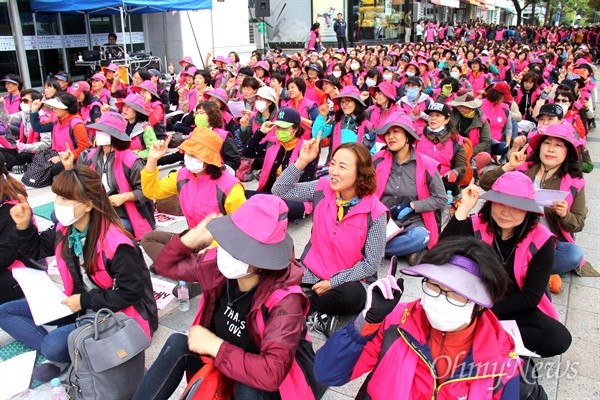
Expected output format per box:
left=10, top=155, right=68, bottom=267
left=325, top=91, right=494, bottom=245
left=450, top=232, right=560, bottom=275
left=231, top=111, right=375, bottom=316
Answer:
left=471, top=156, right=479, bottom=185
left=50, top=378, right=67, bottom=400
left=177, top=281, right=190, bottom=312
left=442, top=190, right=454, bottom=228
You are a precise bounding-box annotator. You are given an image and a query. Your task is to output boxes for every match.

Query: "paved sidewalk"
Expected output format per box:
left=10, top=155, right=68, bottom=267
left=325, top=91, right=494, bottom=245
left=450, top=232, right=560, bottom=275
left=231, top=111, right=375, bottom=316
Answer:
left=1, top=107, right=599, bottom=399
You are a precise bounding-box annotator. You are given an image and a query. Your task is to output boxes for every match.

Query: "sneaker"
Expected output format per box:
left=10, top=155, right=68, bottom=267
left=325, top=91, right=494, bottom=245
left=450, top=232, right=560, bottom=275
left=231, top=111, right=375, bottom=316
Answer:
left=575, top=261, right=600, bottom=277
left=307, top=312, right=338, bottom=338
left=11, top=165, right=23, bottom=174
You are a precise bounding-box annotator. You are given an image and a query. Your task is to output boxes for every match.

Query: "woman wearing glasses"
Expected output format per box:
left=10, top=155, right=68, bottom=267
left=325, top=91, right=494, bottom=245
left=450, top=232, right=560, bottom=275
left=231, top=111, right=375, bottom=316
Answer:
left=314, top=236, right=523, bottom=399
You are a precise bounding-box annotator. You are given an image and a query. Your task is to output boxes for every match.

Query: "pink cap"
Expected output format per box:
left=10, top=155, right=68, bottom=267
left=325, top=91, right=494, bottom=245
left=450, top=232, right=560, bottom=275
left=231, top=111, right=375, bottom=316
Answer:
left=91, top=73, right=107, bottom=84
left=70, top=81, right=90, bottom=97
left=106, top=63, right=119, bottom=72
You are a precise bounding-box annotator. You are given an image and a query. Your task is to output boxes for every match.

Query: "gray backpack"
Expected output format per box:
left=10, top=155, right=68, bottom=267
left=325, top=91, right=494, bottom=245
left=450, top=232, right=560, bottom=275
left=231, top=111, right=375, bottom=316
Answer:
left=66, top=308, right=150, bottom=400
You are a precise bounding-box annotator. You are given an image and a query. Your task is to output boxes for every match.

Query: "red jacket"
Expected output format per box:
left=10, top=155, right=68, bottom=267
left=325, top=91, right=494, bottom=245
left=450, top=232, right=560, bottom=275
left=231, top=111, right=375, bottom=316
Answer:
left=155, top=236, right=307, bottom=393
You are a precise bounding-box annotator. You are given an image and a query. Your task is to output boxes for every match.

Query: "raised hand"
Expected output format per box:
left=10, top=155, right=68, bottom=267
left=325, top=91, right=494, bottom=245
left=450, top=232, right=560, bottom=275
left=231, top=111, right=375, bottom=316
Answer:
left=456, top=178, right=480, bottom=219
left=60, top=142, right=75, bottom=170
left=296, top=131, right=321, bottom=169
left=9, top=194, right=32, bottom=230
left=148, top=135, right=172, bottom=163
left=30, top=99, right=42, bottom=113
left=504, top=143, right=529, bottom=171
left=362, top=275, right=404, bottom=324
left=318, top=102, right=330, bottom=118
left=260, top=121, right=275, bottom=133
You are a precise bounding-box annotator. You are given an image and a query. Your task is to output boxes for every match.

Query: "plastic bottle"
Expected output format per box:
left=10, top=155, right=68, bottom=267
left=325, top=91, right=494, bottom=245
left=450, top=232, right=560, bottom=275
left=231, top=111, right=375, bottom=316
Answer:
left=177, top=281, right=190, bottom=312
left=442, top=190, right=454, bottom=228
left=471, top=156, right=479, bottom=185
left=50, top=378, right=67, bottom=400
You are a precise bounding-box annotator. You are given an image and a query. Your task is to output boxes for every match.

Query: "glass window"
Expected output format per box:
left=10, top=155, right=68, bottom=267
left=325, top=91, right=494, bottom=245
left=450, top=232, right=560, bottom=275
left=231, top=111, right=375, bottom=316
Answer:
left=354, top=0, right=404, bottom=41
left=114, top=14, right=143, bottom=32
left=18, top=1, right=60, bottom=36
left=0, top=2, right=11, bottom=35
left=62, top=13, right=86, bottom=34
left=90, top=15, right=113, bottom=34
left=0, top=52, right=18, bottom=94
left=27, top=49, right=65, bottom=87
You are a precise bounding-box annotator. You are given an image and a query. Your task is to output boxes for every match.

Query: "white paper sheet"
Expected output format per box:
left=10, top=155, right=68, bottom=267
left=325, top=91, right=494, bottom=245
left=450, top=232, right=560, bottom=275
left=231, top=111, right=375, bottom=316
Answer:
left=154, top=211, right=186, bottom=228
left=151, top=277, right=177, bottom=310
left=0, top=350, right=36, bottom=400
left=499, top=320, right=540, bottom=358
left=12, top=268, right=74, bottom=326
left=227, top=101, right=246, bottom=118
left=535, top=189, right=569, bottom=207
left=386, top=219, right=404, bottom=241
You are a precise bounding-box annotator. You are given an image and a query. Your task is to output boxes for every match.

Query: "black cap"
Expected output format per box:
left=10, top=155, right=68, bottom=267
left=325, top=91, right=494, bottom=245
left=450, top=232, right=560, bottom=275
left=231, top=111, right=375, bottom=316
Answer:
left=406, top=76, right=424, bottom=87
left=558, top=79, right=576, bottom=92
left=238, top=66, right=253, bottom=77
left=273, top=107, right=301, bottom=128
left=425, top=102, right=452, bottom=117
left=538, top=103, right=564, bottom=119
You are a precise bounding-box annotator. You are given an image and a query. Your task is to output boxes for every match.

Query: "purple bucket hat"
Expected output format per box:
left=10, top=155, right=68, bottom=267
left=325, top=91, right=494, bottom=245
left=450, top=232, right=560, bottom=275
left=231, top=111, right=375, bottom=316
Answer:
left=369, top=81, right=397, bottom=102
left=207, top=194, right=294, bottom=270
left=479, top=171, right=544, bottom=214
left=375, top=111, right=419, bottom=141
left=131, top=80, right=159, bottom=98
left=528, top=123, right=578, bottom=153
left=116, top=93, right=148, bottom=116
left=332, top=86, right=365, bottom=107
left=204, top=88, right=229, bottom=105
left=402, top=255, right=494, bottom=307
left=179, top=56, right=193, bottom=67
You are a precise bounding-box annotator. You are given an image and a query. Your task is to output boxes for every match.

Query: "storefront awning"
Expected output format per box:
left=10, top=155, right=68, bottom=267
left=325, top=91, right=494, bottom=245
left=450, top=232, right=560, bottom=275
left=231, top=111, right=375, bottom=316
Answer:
left=469, top=0, right=480, bottom=5
left=441, top=0, right=460, bottom=8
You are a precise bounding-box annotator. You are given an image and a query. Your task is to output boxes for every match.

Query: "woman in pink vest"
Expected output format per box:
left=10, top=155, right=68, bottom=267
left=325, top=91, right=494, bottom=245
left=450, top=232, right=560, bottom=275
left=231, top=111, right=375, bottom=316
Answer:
left=315, top=236, right=523, bottom=399
left=140, top=128, right=245, bottom=264
left=0, top=166, right=157, bottom=382
left=373, top=111, right=446, bottom=264
left=273, top=141, right=387, bottom=337
left=481, top=124, right=596, bottom=277
left=415, top=102, right=467, bottom=196
left=61, top=112, right=155, bottom=241
left=29, top=93, right=90, bottom=179
left=116, top=93, right=158, bottom=160
left=197, top=100, right=240, bottom=171
left=0, top=74, right=22, bottom=115
left=367, top=81, right=400, bottom=130
left=238, top=85, right=279, bottom=146
left=398, top=76, right=433, bottom=133
left=465, top=58, right=492, bottom=97
left=243, top=107, right=315, bottom=221
left=442, top=172, right=572, bottom=358
left=283, top=77, right=319, bottom=136
left=131, top=80, right=166, bottom=136
left=0, top=152, right=29, bottom=303
left=71, top=81, right=102, bottom=124
left=0, top=89, right=48, bottom=173
left=133, top=195, right=318, bottom=400
left=179, top=69, right=213, bottom=114
left=479, top=82, right=512, bottom=157
left=90, top=73, right=112, bottom=105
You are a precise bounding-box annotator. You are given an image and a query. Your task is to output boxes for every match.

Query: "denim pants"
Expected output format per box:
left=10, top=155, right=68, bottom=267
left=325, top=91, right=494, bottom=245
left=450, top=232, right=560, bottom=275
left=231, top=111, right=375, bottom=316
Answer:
left=490, top=141, right=509, bottom=157
left=553, top=241, right=584, bottom=274
left=385, top=226, right=430, bottom=257
left=132, top=333, right=281, bottom=400
left=0, top=299, right=76, bottom=362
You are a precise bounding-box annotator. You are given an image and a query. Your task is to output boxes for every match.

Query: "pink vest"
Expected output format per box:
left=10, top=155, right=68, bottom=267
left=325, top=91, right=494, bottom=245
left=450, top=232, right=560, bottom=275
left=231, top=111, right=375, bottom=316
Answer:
left=467, top=72, right=488, bottom=95
left=495, top=29, right=505, bottom=41
left=558, top=174, right=586, bottom=243
left=4, top=93, right=20, bottom=115
left=496, top=65, right=510, bottom=81
left=331, top=118, right=373, bottom=152
left=472, top=215, right=559, bottom=320
left=176, top=168, right=239, bottom=228
left=415, top=134, right=462, bottom=176
left=301, top=178, right=388, bottom=279
left=19, top=122, right=40, bottom=145
left=87, top=148, right=153, bottom=240
left=80, top=100, right=103, bottom=122
left=373, top=149, right=440, bottom=248
left=55, top=223, right=152, bottom=338
left=368, top=103, right=400, bottom=130
left=257, top=138, right=303, bottom=192
left=51, top=116, right=86, bottom=152
left=463, top=114, right=487, bottom=148
left=398, top=98, right=429, bottom=131
left=96, top=89, right=112, bottom=104
left=283, top=97, right=315, bottom=136
left=129, top=123, right=151, bottom=151
left=480, top=99, right=508, bottom=141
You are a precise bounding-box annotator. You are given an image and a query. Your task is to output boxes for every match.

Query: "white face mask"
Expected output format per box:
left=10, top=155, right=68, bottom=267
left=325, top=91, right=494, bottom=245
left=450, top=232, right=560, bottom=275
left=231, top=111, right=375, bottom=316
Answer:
left=255, top=100, right=268, bottom=113
left=450, top=71, right=460, bottom=80
left=420, top=292, right=475, bottom=332
left=217, top=246, right=252, bottom=279
left=184, top=153, right=205, bottom=174
left=365, top=78, right=377, bottom=87
left=20, top=103, right=30, bottom=113
left=383, top=73, right=393, bottom=81
left=406, top=71, right=415, bottom=77
left=54, top=202, right=84, bottom=227
left=558, top=103, right=569, bottom=115
left=332, top=71, right=342, bottom=78
left=95, top=131, right=112, bottom=146
left=350, top=63, right=360, bottom=71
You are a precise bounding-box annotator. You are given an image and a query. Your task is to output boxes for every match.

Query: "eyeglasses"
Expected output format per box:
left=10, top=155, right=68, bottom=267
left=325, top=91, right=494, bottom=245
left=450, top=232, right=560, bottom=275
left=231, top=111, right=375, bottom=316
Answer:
left=555, top=98, right=571, bottom=104
left=20, top=98, right=31, bottom=104
left=422, top=278, right=470, bottom=307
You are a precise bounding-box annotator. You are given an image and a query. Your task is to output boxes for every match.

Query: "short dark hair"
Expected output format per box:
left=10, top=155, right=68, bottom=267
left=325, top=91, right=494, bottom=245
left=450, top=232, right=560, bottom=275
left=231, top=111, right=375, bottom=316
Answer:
left=44, top=78, right=62, bottom=95
left=57, top=92, right=80, bottom=114
left=270, top=72, right=286, bottom=85
left=20, top=89, right=42, bottom=101
left=4, top=74, right=23, bottom=91
left=241, top=77, right=260, bottom=91
left=111, top=136, right=130, bottom=151
left=134, top=68, right=151, bottom=81
left=108, top=33, right=117, bottom=40
left=485, top=88, right=505, bottom=103
left=287, top=77, right=306, bottom=94
left=331, top=143, right=376, bottom=198
left=198, top=100, right=223, bottom=129
left=194, top=69, right=213, bottom=87
left=420, top=236, right=509, bottom=305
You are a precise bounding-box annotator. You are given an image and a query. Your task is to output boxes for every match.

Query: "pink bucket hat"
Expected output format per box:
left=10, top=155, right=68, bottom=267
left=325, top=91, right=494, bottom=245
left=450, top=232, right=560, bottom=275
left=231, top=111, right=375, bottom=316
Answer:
left=207, top=194, right=294, bottom=269
left=332, top=86, right=365, bottom=107
left=116, top=93, right=148, bottom=116
left=131, top=80, right=159, bottom=99
left=181, top=66, right=198, bottom=77
left=375, top=111, right=419, bottom=141
left=528, top=123, right=578, bottom=153
left=87, top=111, right=130, bottom=142
left=70, top=81, right=90, bottom=98
left=203, top=88, right=229, bottom=105
left=91, top=73, right=107, bottom=84
left=179, top=56, right=193, bottom=67
left=253, top=60, right=271, bottom=76
left=402, top=254, right=494, bottom=307
left=480, top=171, right=544, bottom=214
left=369, top=81, right=397, bottom=102
left=106, top=63, right=119, bottom=73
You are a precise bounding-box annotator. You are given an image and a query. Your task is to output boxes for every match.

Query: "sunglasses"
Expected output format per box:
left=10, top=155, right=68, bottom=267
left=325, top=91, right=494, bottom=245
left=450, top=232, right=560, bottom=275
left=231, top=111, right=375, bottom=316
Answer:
left=555, top=98, right=571, bottom=104
left=20, top=98, right=31, bottom=104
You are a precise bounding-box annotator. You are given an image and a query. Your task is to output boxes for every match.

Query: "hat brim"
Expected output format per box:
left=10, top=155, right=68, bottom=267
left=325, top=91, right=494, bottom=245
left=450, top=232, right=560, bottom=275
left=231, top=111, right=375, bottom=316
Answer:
left=116, top=100, right=148, bottom=116
left=401, top=263, right=493, bottom=307
left=376, top=121, right=419, bottom=141
left=179, top=140, right=223, bottom=167
left=424, top=109, right=451, bottom=118
left=273, top=121, right=294, bottom=128
left=87, top=122, right=131, bottom=142
left=42, top=99, right=68, bottom=110
left=528, top=132, right=576, bottom=153
left=207, top=216, right=294, bottom=270
left=332, top=93, right=366, bottom=107
left=369, top=86, right=396, bottom=101
left=448, top=99, right=482, bottom=109
left=0, top=79, right=19, bottom=85
left=205, top=92, right=228, bottom=105
left=479, top=190, right=544, bottom=214
left=132, top=85, right=159, bottom=99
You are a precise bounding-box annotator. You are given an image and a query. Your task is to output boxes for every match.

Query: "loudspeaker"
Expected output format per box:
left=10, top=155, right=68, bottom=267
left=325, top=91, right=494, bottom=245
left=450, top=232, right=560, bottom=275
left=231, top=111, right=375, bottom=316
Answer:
left=255, top=0, right=270, bottom=17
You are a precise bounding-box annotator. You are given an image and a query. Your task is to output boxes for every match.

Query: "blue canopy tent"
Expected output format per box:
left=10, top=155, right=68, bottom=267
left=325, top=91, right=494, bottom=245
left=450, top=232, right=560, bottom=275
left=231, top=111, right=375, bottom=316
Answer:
left=30, top=0, right=212, bottom=67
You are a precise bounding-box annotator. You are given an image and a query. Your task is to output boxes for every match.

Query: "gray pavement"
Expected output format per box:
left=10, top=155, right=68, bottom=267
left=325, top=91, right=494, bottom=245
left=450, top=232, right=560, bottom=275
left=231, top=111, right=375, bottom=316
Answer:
left=2, top=103, right=600, bottom=399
